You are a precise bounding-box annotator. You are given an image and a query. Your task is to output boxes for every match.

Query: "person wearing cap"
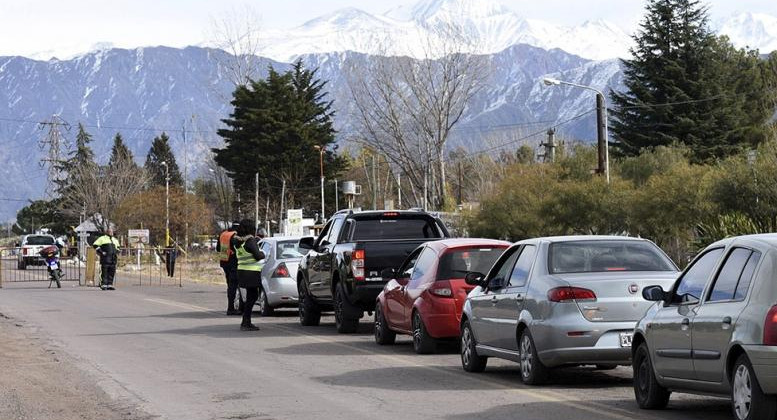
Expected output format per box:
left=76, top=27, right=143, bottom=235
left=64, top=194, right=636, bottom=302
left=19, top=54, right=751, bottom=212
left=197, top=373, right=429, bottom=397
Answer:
left=217, top=222, right=243, bottom=315
left=233, top=219, right=266, bottom=331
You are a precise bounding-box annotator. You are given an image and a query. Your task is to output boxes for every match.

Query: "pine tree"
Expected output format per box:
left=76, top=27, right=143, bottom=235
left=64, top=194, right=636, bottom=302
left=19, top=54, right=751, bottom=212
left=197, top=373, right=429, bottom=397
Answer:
left=145, top=132, right=182, bottom=188
left=108, top=133, right=136, bottom=167
left=611, top=0, right=776, bottom=162
left=214, top=62, right=346, bottom=211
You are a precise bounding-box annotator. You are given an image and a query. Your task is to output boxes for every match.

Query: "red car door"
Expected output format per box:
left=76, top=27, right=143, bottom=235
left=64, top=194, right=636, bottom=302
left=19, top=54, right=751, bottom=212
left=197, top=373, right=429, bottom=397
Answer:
left=400, top=247, right=438, bottom=330
left=385, top=247, right=423, bottom=330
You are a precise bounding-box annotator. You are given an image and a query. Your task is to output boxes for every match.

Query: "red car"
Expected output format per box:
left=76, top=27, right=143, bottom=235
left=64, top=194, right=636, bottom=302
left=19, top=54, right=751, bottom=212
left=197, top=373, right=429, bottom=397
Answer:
left=374, top=238, right=510, bottom=354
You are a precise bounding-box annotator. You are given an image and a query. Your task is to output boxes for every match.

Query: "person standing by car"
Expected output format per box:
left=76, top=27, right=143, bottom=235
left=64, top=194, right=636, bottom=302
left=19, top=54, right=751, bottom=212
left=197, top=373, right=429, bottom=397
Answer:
left=233, top=219, right=265, bottom=331
left=93, top=228, right=120, bottom=290
left=217, top=223, right=243, bottom=315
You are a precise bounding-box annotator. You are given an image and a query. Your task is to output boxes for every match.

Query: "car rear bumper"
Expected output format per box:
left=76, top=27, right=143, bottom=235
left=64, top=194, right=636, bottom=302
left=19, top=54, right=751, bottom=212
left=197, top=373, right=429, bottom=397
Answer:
left=264, top=277, right=299, bottom=307
left=533, top=320, right=636, bottom=367
left=419, top=298, right=462, bottom=339
left=743, top=345, right=777, bottom=394
left=350, top=282, right=385, bottom=311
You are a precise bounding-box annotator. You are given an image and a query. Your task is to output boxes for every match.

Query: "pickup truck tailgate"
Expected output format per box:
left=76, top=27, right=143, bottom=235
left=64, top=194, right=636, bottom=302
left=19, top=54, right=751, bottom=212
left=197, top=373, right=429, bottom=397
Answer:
left=356, top=240, right=427, bottom=281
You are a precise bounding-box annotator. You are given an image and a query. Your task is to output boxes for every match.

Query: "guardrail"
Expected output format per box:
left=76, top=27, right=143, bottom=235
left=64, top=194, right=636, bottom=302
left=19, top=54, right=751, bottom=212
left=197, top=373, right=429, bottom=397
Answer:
left=0, top=247, right=83, bottom=286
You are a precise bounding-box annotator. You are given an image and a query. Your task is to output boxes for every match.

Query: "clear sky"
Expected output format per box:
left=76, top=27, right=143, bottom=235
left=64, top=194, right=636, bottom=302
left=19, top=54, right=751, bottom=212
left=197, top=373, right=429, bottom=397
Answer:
left=1, top=0, right=775, bottom=58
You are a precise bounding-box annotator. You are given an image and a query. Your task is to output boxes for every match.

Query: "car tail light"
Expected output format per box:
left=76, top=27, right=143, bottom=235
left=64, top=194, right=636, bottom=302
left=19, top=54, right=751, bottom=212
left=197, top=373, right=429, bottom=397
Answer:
left=271, top=263, right=290, bottom=278
left=763, top=305, right=777, bottom=345
left=352, top=250, right=365, bottom=281
left=430, top=280, right=453, bottom=298
left=547, top=286, right=597, bottom=302
left=23, top=248, right=28, bottom=255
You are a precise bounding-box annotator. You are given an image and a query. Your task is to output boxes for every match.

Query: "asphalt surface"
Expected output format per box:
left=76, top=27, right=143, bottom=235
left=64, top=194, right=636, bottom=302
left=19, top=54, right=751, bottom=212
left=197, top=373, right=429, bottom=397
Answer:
left=0, top=274, right=735, bottom=420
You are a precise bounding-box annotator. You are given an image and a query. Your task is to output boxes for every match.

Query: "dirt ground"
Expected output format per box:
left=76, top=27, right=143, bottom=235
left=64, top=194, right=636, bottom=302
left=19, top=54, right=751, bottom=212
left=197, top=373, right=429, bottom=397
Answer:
left=0, top=311, right=151, bottom=420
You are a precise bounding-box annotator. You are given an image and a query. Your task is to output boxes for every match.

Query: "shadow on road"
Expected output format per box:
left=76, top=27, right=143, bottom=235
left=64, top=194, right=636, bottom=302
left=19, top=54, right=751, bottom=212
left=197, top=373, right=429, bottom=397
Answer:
left=78, top=323, right=300, bottom=339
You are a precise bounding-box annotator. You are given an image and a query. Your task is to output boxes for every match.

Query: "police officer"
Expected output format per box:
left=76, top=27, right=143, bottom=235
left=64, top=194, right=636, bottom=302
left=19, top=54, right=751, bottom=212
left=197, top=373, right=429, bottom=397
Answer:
left=233, top=219, right=265, bottom=331
left=93, top=228, right=120, bottom=290
left=217, top=222, right=243, bottom=315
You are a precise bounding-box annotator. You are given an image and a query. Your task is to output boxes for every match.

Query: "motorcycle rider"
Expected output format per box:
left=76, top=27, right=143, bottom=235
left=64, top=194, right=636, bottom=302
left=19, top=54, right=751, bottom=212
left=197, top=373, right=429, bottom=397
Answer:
left=93, top=228, right=120, bottom=290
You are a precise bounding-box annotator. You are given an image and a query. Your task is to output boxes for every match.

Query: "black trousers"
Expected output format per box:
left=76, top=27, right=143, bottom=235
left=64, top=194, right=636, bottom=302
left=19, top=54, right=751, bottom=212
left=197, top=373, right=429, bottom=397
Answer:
left=222, top=266, right=242, bottom=310
left=164, top=249, right=177, bottom=277
left=242, top=287, right=259, bottom=326
left=101, top=264, right=116, bottom=285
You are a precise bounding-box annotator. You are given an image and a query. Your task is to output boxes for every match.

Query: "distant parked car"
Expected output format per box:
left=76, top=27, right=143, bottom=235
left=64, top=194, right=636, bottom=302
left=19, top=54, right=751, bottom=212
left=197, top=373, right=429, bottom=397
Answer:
left=253, top=236, right=311, bottom=316
left=633, top=234, right=777, bottom=420
left=17, top=234, right=56, bottom=269
left=460, top=236, right=678, bottom=385
left=374, top=238, right=510, bottom=353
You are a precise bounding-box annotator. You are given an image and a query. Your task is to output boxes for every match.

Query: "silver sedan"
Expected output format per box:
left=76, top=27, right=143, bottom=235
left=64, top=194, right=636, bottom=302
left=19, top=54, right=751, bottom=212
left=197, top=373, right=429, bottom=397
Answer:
left=460, top=235, right=679, bottom=385
left=251, top=236, right=310, bottom=316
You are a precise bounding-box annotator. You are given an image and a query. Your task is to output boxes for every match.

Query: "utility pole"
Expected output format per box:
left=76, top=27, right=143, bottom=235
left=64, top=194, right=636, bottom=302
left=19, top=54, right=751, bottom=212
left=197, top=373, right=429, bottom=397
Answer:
left=161, top=161, right=170, bottom=247
left=182, top=118, right=189, bottom=250
left=457, top=161, right=463, bottom=206
left=541, top=128, right=557, bottom=163
left=254, top=172, right=259, bottom=233
left=396, top=173, right=402, bottom=210
left=372, top=155, right=377, bottom=210
left=279, top=180, right=286, bottom=235
left=595, top=94, right=607, bottom=180
left=334, top=179, right=339, bottom=212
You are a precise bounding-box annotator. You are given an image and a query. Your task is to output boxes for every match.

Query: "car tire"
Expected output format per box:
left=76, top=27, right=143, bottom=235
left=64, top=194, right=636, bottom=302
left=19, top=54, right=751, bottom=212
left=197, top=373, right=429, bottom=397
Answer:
left=519, top=329, right=549, bottom=385
left=412, top=311, right=436, bottom=354
left=374, top=304, right=396, bottom=345
left=298, top=279, right=320, bottom=326
left=633, top=342, right=670, bottom=409
left=732, top=354, right=777, bottom=420
left=334, top=283, right=359, bottom=334
left=257, top=287, right=274, bottom=317
left=460, top=320, right=487, bottom=372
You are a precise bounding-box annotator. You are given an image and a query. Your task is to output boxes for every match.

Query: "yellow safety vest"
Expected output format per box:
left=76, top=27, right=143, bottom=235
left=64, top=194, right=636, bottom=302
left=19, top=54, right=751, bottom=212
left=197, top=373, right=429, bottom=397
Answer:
left=236, top=242, right=263, bottom=272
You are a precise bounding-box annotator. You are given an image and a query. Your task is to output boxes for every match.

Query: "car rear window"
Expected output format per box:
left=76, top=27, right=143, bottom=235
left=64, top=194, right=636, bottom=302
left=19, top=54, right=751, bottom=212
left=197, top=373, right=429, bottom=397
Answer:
left=276, top=240, right=307, bottom=259
left=351, top=217, right=443, bottom=241
left=437, top=247, right=507, bottom=281
left=548, top=240, right=676, bottom=274
left=25, top=236, right=55, bottom=245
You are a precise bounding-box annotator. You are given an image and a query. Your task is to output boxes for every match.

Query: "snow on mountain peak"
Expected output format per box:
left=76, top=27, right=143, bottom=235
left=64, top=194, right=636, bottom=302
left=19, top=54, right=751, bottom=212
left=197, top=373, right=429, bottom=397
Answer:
left=714, top=11, right=777, bottom=53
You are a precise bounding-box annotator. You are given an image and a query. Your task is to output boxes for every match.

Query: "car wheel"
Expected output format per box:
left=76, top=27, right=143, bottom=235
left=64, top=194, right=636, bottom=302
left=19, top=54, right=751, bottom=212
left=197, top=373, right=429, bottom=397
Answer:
left=298, top=279, right=320, bottom=326
left=412, top=311, right=436, bottom=354
left=519, top=329, right=549, bottom=385
left=732, top=354, right=777, bottom=420
left=334, top=283, right=359, bottom=334
left=257, top=287, right=274, bottom=317
left=461, top=320, right=487, bottom=372
left=374, top=304, right=396, bottom=345
left=633, top=342, right=670, bottom=409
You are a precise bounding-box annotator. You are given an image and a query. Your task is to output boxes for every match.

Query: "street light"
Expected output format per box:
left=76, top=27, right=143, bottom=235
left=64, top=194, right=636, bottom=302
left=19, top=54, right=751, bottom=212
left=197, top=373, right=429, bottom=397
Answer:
left=542, top=77, right=610, bottom=183
left=313, top=145, right=325, bottom=221
left=161, top=161, right=170, bottom=247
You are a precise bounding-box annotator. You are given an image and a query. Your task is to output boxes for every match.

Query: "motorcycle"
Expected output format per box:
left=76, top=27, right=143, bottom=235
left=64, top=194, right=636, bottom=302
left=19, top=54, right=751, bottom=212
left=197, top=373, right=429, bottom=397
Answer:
left=39, top=245, right=62, bottom=289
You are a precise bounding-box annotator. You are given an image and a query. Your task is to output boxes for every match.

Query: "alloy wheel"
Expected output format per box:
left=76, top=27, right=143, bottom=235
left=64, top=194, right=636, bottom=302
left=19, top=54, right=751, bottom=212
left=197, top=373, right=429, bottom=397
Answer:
left=520, top=334, right=533, bottom=379
left=461, top=326, right=472, bottom=366
left=257, top=289, right=266, bottom=313
left=374, top=307, right=383, bottom=341
left=733, top=364, right=753, bottom=419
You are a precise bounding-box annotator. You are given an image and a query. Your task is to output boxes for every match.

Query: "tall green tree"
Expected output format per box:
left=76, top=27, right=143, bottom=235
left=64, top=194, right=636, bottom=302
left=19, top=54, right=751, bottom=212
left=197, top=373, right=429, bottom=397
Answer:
left=108, top=133, right=136, bottom=167
left=611, top=0, right=776, bottom=162
left=214, top=61, right=346, bottom=214
left=145, top=133, right=182, bottom=188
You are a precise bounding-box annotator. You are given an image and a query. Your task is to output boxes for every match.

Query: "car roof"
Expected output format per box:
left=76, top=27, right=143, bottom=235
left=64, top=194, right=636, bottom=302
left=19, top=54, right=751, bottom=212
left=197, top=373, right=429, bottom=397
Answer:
left=517, top=235, right=648, bottom=245
left=260, top=236, right=303, bottom=243
left=425, top=238, right=511, bottom=251
left=709, top=233, right=777, bottom=249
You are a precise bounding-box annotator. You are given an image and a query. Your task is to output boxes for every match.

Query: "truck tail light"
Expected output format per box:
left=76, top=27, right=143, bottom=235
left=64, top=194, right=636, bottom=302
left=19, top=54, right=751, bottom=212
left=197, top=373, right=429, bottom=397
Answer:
left=352, top=250, right=365, bottom=281
left=430, top=280, right=454, bottom=298
left=271, top=263, right=290, bottom=278
left=763, top=305, right=777, bottom=345
left=547, top=287, right=596, bottom=302
left=23, top=248, right=28, bottom=255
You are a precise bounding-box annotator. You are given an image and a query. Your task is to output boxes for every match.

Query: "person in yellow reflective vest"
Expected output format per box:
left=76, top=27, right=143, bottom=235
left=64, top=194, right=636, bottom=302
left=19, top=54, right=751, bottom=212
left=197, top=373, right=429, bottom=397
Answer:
left=217, top=222, right=243, bottom=315
left=93, top=228, right=120, bottom=290
left=233, top=219, right=266, bottom=331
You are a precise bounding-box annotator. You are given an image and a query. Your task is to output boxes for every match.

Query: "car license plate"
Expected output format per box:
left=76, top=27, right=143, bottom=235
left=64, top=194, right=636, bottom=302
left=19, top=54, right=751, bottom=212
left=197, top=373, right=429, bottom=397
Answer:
left=619, top=332, right=633, bottom=347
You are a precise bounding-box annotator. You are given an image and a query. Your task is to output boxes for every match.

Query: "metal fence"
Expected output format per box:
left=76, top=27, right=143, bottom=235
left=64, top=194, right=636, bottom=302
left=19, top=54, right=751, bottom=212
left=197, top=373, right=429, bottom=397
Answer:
left=0, top=247, right=83, bottom=285
left=113, top=247, right=184, bottom=287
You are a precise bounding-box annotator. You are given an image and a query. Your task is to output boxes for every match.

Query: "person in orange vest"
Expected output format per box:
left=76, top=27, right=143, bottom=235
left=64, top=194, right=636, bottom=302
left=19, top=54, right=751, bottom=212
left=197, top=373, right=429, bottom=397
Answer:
left=217, top=222, right=243, bottom=315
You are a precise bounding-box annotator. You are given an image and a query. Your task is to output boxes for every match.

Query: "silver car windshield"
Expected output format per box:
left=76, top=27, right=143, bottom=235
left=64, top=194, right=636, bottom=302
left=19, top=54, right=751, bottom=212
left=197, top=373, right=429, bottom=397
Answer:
left=277, top=240, right=307, bottom=259
left=548, top=240, right=676, bottom=274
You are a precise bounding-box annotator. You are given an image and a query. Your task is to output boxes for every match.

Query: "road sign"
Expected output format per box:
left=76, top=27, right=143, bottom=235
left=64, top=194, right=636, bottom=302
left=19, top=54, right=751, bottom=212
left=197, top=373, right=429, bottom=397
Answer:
left=128, top=229, right=150, bottom=245
left=287, top=209, right=303, bottom=236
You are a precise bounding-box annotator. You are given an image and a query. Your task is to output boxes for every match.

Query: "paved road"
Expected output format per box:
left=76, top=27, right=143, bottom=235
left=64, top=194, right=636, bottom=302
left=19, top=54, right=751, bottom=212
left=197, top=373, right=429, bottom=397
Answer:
left=0, top=278, right=733, bottom=420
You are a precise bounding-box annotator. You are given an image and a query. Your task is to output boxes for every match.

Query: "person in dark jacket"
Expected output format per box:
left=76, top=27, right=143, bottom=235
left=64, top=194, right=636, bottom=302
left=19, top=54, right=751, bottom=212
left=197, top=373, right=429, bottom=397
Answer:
left=217, top=222, right=243, bottom=315
left=233, top=219, right=265, bottom=331
left=93, top=228, right=120, bottom=290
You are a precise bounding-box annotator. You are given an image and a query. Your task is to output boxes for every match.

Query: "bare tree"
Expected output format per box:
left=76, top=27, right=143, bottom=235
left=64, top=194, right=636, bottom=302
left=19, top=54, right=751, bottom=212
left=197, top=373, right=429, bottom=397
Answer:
left=347, top=23, right=489, bottom=210
left=208, top=5, right=264, bottom=87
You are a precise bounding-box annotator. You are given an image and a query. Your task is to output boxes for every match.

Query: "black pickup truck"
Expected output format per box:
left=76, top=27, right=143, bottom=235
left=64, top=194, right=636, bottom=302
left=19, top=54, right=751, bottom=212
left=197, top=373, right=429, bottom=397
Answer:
left=297, top=210, right=450, bottom=333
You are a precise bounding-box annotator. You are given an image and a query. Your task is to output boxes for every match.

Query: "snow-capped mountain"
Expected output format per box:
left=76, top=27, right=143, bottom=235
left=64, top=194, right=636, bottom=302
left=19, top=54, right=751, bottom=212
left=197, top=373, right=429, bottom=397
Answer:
left=714, top=12, right=777, bottom=54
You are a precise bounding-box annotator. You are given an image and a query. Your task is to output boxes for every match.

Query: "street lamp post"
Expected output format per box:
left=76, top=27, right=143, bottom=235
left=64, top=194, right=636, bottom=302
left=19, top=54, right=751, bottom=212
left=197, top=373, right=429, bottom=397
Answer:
left=161, top=161, right=170, bottom=247
left=314, top=145, right=325, bottom=221
left=542, top=77, right=610, bottom=184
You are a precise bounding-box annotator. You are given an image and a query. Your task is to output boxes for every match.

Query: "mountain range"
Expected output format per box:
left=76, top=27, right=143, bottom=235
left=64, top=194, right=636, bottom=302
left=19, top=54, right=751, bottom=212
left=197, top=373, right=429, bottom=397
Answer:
left=1, top=0, right=775, bottom=221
